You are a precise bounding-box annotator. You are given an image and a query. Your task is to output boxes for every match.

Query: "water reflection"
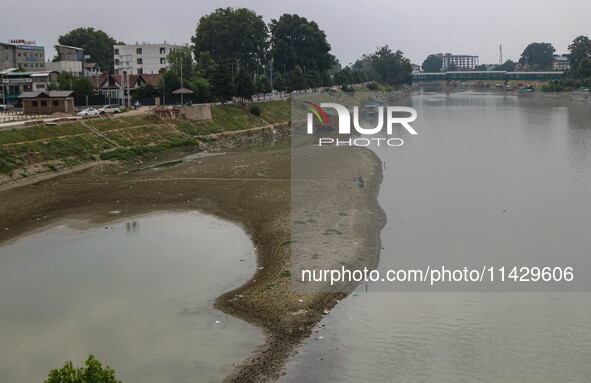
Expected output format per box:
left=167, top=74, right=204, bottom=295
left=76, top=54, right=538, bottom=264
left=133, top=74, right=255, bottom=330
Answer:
left=125, top=220, right=139, bottom=235
left=0, top=213, right=261, bottom=383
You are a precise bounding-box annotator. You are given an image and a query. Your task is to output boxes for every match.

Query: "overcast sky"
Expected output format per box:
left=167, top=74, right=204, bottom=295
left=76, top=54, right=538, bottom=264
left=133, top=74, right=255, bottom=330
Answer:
left=3, top=0, right=590, bottom=66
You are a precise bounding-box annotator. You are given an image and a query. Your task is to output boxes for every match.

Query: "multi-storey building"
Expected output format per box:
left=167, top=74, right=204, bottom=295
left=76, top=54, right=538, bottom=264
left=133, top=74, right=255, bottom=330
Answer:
left=113, top=43, right=184, bottom=75
left=0, top=40, right=46, bottom=71
left=436, top=53, right=479, bottom=70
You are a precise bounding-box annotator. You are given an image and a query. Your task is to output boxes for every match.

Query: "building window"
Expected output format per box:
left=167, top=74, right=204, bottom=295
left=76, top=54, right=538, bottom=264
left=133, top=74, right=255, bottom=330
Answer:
left=136, top=48, right=142, bottom=54
left=137, top=68, right=143, bottom=74
left=17, top=52, right=21, bottom=56
left=41, top=100, right=47, bottom=106
left=160, top=47, right=166, bottom=54
left=137, top=58, right=143, bottom=65
left=32, top=101, right=38, bottom=106
left=36, top=84, right=44, bottom=89
left=115, top=59, right=120, bottom=65
left=53, top=100, right=59, bottom=106
left=114, top=48, right=119, bottom=55
left=160, top=57, right=166, bottom=64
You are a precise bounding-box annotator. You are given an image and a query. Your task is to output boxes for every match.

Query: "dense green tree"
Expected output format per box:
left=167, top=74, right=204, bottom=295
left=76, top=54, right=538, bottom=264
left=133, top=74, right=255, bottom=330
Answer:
left=73, top=77, right=94, bottom=95
left=334, top=67, right=353, bottom=86
left=568, top=35, right=591, bottom=74
left=210, top=64, right=234, bottom=101
left=519, top=42, right=555, bottom=69
left=158, top=70, right=181, bottom=97
left=56, top=27, right=121, bottom=73
left=447, top=62, right=458, bottom=71
left=191, top=8, right=268, bottom=74
left=493, top=59, right=515, bottom=71
left=57, top=72, right=94, bottom=95
left=167, top=46, right=195, bottom=81
left=474, top=64, right=487, bottom=71
left=187, top=77, right=211, bottom=100
left=577, top=57, right=591, bottom=78
left=370, top=46, right=412, bottom=86
left=255, top=75, right=272, bottom=95
left=269, top=14, right=334, bottom=75
left=135, top=83, right=154, bottom=99
left=234, top=67, right=255, bottom=101
left=422, top=54, right=442, bottom=72
left=196, top=51, right=218, bottom=81
left=45, top=355, right=120, bottom=383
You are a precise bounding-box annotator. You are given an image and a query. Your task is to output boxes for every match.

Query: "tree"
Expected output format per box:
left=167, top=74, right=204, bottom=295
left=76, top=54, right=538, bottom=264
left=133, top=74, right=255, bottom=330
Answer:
left=73, top=77, right=94, bottom=95
left=568, top=35, right=591, bottom=75
left=45, top=355, right=121, bottom=383
left=57, top=72, right=94, bottom=95
left=269, top=14, right=335, bottom=75
left=187, top=77, right=211, bottom=101
left=493, top=59, right=515, bottom=72
left=56, top=28, right=121, bottom=73
left=255, top=75, right=272, bottom=95
left=422, top=54, right=442, bottom=72
left=577, top=57, right=591, bottom=78
left=234, top=67, right=255, bottom=101
left=135, top=83, right=154, bottom=99
left=196, top=51, right=218, bottom=81
left=474, top=64, right=487, bottom=71
left=447, top=62, right=458, bottom=71
left=167, top=46, right=195, bottom=81
left=191, top=8, right=268, bottom=74
left=519, top=42, right=555, bottom=69
left=210, top=64, right=234, bottom=102
left=370, top=46, right=412, bottom=86
left=158, top=70, right=181, bottom=98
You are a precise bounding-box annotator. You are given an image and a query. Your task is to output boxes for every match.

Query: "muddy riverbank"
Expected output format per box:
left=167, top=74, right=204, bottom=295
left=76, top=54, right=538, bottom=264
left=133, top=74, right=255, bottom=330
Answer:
left=0, top=142, right=384, bottom=382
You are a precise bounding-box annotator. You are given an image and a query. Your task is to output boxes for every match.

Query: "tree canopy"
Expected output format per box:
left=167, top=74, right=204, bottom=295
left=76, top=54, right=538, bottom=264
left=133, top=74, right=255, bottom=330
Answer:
left=167, top=46, right=195, bottom=82
left=421, top=54, right=442, bottom=72
left=269, top=14, right=334, bottom=74
left=191, top=8, right=268, bottom=75
left=45, top=355, right=120, bottom=383
left=234, top=67, right=255, bottom=100
left=368, top=46, right=412, bottom=86
left=56, top=27, right=121, bottom=73
left=158, top=70, right=181, bottom=98
left=493, top=59, right=515, bottom=72
left=568, top=35, right=591, bottom=74
left=519, top=42, right=555, bottom=69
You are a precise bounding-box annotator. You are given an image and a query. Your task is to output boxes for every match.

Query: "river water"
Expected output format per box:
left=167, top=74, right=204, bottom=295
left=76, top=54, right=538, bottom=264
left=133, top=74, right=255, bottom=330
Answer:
left=0, top=212, right=262, bottom=383
left=281, top=91, right=591, bottom=382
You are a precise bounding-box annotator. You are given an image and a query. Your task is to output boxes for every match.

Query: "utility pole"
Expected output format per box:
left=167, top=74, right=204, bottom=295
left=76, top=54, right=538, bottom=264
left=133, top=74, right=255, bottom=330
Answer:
left=180, top=57, right=183, bottom=105
left=499, top=44, right=503, bottom=65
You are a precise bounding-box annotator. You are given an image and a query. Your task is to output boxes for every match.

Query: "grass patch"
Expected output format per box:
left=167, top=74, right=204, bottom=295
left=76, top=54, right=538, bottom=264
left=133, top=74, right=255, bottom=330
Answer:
left=0, top=124, right=90, bottom=145
left=324, top=229, right=343, bottom=235
left=100, top=138, right=198, bottom=161
left=279, top=270, right=291, bottom=278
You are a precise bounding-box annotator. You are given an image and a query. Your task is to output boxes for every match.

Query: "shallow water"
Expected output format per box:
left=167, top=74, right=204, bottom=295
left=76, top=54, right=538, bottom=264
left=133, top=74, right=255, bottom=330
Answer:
left=0, top=212, right=262, bottom=383
left=281, top=92, right=591, bottom=382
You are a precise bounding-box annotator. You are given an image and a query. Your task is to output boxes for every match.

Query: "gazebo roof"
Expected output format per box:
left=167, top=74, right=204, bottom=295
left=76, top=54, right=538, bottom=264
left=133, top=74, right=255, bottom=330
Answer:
left=172, top=87, right=194, bottom=95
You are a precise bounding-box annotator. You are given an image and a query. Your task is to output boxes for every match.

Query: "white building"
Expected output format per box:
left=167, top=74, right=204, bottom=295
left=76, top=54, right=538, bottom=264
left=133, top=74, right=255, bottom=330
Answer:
left=553, top=54, right=570, bottom=71
left=436, top=53, right=479, bottom=70
left=113, top=43, right=184, bottom=75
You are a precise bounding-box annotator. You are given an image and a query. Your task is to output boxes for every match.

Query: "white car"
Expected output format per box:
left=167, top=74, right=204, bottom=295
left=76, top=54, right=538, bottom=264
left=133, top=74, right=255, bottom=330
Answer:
left=77, top=108, right=99, bottom=116
left=0, top=104, right=14, bottom=112
left=98, top=104, right=121, bottom=114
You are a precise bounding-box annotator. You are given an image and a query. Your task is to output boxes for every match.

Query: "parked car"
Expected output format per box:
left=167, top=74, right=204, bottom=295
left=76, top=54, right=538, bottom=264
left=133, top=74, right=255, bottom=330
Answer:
left=77, top=108, right=99, bottom=116
left=98, top=104, right=121, bottom=114
left=0, top=104, right=14, bottom=111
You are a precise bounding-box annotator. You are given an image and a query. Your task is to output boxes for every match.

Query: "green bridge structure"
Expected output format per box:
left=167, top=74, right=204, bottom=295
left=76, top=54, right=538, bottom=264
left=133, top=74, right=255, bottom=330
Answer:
left=412, top=71, right=564, bottom=83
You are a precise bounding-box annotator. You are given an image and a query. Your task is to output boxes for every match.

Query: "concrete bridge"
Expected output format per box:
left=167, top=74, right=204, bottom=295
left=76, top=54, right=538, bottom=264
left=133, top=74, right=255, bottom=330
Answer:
left=412, top=71, right=564, bottom=83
